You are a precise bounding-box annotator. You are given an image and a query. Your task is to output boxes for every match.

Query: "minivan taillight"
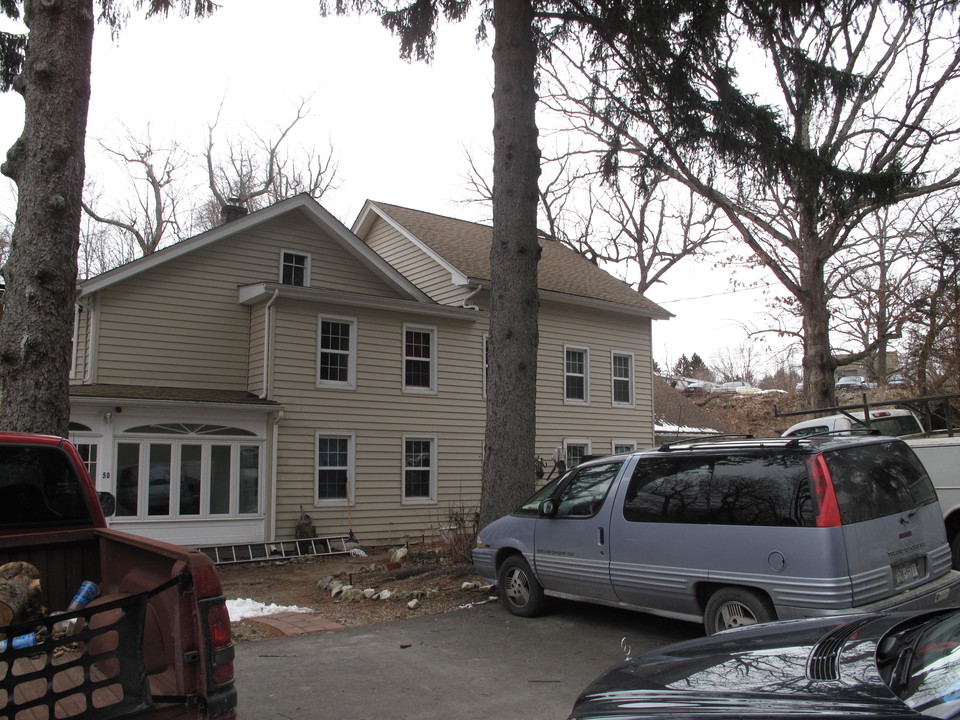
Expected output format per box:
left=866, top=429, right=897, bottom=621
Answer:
left=809, top=454, right=841, bottom=527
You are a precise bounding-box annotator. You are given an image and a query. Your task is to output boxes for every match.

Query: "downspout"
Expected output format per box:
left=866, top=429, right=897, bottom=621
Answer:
left=461, top=282, right=482, bottom=311
left=269, top=408, right=284, bottom=542
left=259, top=289, right=280, bottom=400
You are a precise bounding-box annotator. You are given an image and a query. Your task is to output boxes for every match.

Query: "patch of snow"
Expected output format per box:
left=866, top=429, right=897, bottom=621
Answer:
left=226, top=598, right=315, bottom=620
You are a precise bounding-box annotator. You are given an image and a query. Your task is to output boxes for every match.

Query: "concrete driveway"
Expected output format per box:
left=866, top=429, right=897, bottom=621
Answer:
left=234, top=599, right=701, bottom=720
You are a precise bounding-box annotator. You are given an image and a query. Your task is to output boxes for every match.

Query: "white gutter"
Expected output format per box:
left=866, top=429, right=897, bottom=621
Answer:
left=269, top=408, right=284, bottom=542
left=259, top=289, right=280, bottom=400
left=461, top=282, right=482, bottom=311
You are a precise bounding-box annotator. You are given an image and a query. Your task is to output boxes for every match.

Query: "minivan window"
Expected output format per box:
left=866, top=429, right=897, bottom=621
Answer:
left=710, top=454, right=813, bottom=526
left=624, top=454, right=813, bottom=526
left=823, top=442, right=938, bottom=524
left=554, top=461, right=623, bottom=517
left=623, top=458, right=712, bottom=523
left=518, top=474, right=567, bottom=514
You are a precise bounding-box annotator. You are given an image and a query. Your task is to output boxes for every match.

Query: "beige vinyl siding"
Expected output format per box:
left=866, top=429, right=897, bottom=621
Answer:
left=269, top=298, right=486, bottom=543
left=71, top=304, right=91, bottom=383
left=247, top=302, right=267, bottom=397
left=535, top=301, right=656, bottom=460
left=88, top=214, right=409, bottom=388
left=364, top=217, right=472, bottom=306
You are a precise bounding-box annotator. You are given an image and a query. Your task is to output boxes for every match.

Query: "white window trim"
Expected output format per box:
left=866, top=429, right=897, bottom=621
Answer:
left=402, top=434, right=437, bottom=504
left=402, top=323, right=438, bottom=395
left=612, top=439, right=637, bottom=454
left=317, top=314, right=357, bottom=390
left=315, top=432, right=355, bottom=507
left=563, top=345, right=590, bottom=405
left=611, top=350, right=635, bottom=407
left=563, top=438, right=592, bottom=469
left=280, top=249, right=311, bottom=288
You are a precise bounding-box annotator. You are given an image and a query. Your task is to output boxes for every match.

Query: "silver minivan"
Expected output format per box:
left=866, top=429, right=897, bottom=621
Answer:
left=473, top=435, right=960, bottom=634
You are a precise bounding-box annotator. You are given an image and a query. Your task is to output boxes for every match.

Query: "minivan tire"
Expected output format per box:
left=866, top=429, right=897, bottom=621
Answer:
left=498, top=555, right=546, bottom=617
left=704, top=587, right=776, bottom=634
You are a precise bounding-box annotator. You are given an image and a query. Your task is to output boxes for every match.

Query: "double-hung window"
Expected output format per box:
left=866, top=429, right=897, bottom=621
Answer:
left=316, top=433, right=354, bottom=505
left=403, top=436, right=436, bottom=503
left=318, top=315, right=356, bottom=389
left=281, top=251, right=310, bottom=287
left=564, top=346, right=589, bottom=404
left=403, top=324, right=437, bottom=393
left=612, top=352, right=634, bottom=406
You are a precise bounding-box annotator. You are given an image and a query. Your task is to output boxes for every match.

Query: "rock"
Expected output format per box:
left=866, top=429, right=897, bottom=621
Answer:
left=424, top=588, right=439, bottom=600
left=362, top=588, right=377, bottom=599
left=461, top=581, right=478, bottom=590
left=341, top=587, right=364, bottom=602
left=376, top=589, right=393, bottom=601
left=390, top=547, right=408, bottom=564
left=407, top=598, right=421, bottom=610
left=330, top=582, right=349, bottom=598
left=318, top=575, right=337, bottom=591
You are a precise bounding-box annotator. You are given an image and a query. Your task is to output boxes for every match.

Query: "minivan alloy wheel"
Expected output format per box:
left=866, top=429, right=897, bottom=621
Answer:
left=705, top=587, right=775, bottom=634
left=497, top=555, right=546, bottom=617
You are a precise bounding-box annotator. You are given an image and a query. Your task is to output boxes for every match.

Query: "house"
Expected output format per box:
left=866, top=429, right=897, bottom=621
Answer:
left=68, top=195, right=670, bottom=548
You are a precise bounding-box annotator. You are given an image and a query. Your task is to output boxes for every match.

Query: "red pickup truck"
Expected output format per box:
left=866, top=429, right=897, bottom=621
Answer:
left=0, top=432, right=237, bottom=720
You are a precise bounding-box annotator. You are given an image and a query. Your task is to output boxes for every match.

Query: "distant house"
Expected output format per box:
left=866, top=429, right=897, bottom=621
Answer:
left=69, top=195, right=670, bottom=548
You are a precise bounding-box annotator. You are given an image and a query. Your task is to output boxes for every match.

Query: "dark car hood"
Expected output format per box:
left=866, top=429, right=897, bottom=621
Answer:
left=570, top=614, right=913, bottom=719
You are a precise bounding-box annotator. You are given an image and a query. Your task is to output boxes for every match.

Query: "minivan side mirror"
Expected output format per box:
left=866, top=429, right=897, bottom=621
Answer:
left=539, top=498, right=556, bottom=517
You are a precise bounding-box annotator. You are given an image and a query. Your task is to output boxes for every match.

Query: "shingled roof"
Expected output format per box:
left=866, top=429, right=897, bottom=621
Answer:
left=367, top=202, right=671, bottom=318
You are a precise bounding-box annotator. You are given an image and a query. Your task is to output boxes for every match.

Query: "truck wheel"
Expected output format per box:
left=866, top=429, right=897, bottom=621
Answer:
left=498, top=555, right=546, bottom=618
left=704, top=587, right=775, bottom=635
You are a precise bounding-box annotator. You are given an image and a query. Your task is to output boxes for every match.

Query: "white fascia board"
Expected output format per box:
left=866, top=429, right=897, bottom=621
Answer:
left=238, top=282, right=480, bottom=322
left=70, top=395, right=284, bottom=413
left=79, top=195, right=431, bottom=303
left=352, top=201, right=471, bottom=286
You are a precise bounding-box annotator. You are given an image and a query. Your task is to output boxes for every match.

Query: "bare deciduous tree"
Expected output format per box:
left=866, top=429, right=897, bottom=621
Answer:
left=540, top=1, right=960, bottom=409
left=81, top=126, right=191, bottom=255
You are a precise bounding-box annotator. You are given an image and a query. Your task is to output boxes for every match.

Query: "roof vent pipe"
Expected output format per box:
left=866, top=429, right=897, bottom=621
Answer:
left=220, top=198, right=248, bottom=225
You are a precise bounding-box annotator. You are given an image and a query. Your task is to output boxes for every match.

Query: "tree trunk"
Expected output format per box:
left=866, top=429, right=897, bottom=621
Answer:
left=0, top=0, right=93, bottom=435
left=797, top=200, right=837, bottom=410
left=479, top=0, right=541, bottom=531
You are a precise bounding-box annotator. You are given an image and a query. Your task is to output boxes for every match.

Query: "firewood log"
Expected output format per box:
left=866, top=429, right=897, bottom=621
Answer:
left=0, top=561, right=44, bottom=632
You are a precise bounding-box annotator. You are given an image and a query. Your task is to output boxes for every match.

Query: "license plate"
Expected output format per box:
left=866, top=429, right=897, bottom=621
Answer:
left=895, top=560, right=921, bottom=586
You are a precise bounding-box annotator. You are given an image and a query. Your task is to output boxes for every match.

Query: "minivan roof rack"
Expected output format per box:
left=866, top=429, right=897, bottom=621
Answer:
left=657, top=434, right=755, bottom=452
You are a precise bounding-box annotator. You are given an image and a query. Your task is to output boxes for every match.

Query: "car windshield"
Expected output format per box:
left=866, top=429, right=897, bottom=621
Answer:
left=878, top=610, right=960, bottom=718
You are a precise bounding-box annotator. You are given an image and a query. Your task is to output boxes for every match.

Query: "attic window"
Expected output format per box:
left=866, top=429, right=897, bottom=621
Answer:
left=281, top=251, right=310, bottom=287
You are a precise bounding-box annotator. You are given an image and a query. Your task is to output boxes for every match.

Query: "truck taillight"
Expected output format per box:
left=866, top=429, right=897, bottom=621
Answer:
left=809, top=454, right=841, bottom=527
left=194, top=564, right=236, bottom=688
left=207, top=601, right=235, bottom=685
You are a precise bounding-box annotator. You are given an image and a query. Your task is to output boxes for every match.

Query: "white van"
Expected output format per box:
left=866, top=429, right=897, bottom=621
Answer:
left=781, top=409, right=923, bottom=438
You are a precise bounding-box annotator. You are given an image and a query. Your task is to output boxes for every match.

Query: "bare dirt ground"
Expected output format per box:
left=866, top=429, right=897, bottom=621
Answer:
left=219, top=544, right=491, bottom=642
left=221, top=388, right=916, bottom=642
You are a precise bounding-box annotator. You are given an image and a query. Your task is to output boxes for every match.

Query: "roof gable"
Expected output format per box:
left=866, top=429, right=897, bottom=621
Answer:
left=80, top=194, right=431, bottom=303
left=353, top=201, right=671, bottom=318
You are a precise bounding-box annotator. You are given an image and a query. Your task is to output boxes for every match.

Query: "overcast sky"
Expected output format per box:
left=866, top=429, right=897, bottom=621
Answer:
left=0, top=0, right=790, bottom=375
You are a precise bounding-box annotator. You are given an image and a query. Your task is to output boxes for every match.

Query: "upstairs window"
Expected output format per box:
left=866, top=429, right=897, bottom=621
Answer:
left=564, top=346, right=589, bottom=403
left=404, top=324, right=437, bottom=393
left=281, top=251, right=310, bottom=287
left=612, top=352, right=634, bottom=406
left=318, top=315, right=356, bottom=389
